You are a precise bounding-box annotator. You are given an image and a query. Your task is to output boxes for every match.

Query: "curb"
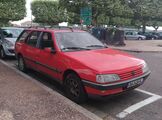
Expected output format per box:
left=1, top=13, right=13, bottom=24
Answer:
left=0, top=60, right=103, bottom=120
left=111, top=48, right=162, bottom=53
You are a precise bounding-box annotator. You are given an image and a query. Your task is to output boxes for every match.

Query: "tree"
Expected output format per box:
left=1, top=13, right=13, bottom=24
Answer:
left=0, top=0, right=26, bottom=24
left=96, top=14, right=110, bottom=25
left=147, top=0, right=162, bottom=31
left=59, top=0, right=85, bottom=24
left=31, top=0, right=67, bottom=25
left=110, top=17, right=131, bottom=26
left=66, top=12, right=80, bottom=24
left=60, top=0, right=162, bottom=29
left=125, top=0, right=162, bottom=32
left=91, top=0, right=132, bottom=25
left=59, top=0, right=133, bottom=26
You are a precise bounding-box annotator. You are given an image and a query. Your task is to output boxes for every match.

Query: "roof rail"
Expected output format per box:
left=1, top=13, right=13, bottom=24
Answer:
left=27, top=25, right=82, bottom=31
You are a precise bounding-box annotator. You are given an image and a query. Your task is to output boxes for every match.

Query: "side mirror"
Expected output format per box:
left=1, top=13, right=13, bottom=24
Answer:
left=44, top=48, right=56, bottom=54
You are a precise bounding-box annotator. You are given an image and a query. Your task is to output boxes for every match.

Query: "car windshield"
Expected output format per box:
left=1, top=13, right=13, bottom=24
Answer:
left=134, top=32, right=138, bottom=35
left=55, top=32, right=106, bottom=51
left=2, top=28, right=23, bottom=38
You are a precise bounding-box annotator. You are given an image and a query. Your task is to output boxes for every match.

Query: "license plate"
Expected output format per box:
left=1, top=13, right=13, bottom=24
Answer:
left=127, top=78, right=143, bottom=89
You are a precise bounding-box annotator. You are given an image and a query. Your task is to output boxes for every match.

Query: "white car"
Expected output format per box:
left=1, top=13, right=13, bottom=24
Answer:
left=125, top=31, right=146, bottom=40
left=0, top=27, right=23, bottom=59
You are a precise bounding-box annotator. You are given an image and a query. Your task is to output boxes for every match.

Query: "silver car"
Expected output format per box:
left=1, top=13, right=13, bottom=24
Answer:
left=125, top=31, right=146, bottom=40
left=0, top=27, right=23, bottom=59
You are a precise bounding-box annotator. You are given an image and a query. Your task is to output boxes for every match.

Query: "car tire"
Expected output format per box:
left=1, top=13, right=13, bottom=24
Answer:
left=18, top=55, right=27, bottom=72
left=0, top=47, right=6, bottom=59
left=138, top=37, right=142, bottom=40
left=64, top=73, right=87, bottom=104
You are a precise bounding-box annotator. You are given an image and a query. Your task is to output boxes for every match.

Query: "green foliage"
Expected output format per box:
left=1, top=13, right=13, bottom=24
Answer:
left=31, top=0, right=66, bottom=25
left=60, top=0, right=162, bottom=30
left=97, top=14, right=110, bottom=25
left=59, top=0, right=86, bottom=24
left=91, top=0, right=132, bottom=17
left=110, top=17, right=132, bottom=26
left=67, top=12, right=80, bottom=24
left=59, top=0, right=133, bottom=25
left=59, top=0, right=84, bottom=14
left=125, top=0, right=162, bottom=31
left=0, top=0, right=26, bottom=23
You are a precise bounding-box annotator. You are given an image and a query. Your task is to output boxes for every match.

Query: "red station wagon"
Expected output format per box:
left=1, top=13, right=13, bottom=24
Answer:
left=15, top=28, right=151, bottom=103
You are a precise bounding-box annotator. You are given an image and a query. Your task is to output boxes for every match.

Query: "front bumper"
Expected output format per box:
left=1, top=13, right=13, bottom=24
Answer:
left=82, top=71, right=151, bottom=96
left=3, top=45, right=15, bottom=56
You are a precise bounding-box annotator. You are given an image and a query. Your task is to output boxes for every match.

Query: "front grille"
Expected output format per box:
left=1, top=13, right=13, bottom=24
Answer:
left=8, top=49, right=15, bottom=54
left=119, top=68, right=143, bottom=80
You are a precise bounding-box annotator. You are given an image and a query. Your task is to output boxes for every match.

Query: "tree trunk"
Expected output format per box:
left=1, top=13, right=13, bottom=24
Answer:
left=142, top=20, right=146, bottom=33
left=154, top=26, right=159, bottom=32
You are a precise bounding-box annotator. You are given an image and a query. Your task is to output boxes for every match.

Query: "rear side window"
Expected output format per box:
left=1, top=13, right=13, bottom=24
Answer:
left=40, top=32, right=53, bottom=49
left=126, top=32, right=133, bottom=35
left=17, top=30, right=31, bottom=42
left=26, top=31, right=41, bottom=47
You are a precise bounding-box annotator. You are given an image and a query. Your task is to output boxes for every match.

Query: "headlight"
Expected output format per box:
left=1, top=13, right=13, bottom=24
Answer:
left=4, top=40, right=14, bottom=48
left=96, top=74, right=120, bottom=83
left=142, top=62, right=149, bottom=73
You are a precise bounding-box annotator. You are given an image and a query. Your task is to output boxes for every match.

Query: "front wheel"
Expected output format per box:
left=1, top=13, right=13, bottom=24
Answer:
left=64, top=73, right=87, bottom=104
left=138, top=37, right=142, bottom=40
left=18, top=56, right=27, bottom=72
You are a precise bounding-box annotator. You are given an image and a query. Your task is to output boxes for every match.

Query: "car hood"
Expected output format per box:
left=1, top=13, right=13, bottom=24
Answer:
left=64, top=48, right=144, bottom=73
left=4, top=38, right=17, bottom=45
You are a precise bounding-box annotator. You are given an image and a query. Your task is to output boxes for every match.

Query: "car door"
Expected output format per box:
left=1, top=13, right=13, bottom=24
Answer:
left=35, top=32, right=60, bottom=79
left=133, top=32, right=139, bottom=40
left=15, top=30, right=31, bottom=55
left=23, top=31, right=41, bottom=70
left=125, top=32, right=133, bottom=40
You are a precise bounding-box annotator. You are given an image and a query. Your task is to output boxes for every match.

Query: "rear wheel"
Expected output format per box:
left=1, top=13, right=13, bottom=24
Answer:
left=64, top=73, right=87, bottom=104
left=18, top=55, right=27, bottom=72
left=0, top=47, right=6, bottom=59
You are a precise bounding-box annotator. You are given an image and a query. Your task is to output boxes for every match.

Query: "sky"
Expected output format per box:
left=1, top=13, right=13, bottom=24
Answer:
left=26, top=0, right=32, bottom=19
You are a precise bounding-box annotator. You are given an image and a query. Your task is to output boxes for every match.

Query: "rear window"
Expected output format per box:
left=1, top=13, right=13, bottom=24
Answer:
left=2, top=29, right=23, bottom=38
left=17, top=30, right=31, bottom=42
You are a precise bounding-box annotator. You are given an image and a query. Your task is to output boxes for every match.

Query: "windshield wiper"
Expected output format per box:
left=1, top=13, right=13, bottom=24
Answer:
left=86, top=45, right=107, bottom=48
left=62, top=47, right=90, bottom=51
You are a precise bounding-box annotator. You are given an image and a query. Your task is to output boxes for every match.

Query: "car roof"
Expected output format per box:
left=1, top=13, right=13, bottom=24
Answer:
left=24, top=27, right=86, bottom=33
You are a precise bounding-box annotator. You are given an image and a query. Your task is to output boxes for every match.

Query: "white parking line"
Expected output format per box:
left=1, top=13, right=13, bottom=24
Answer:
left=136, top=89, right=160, bottom=96
left=116, top=89, right=162, bottom=119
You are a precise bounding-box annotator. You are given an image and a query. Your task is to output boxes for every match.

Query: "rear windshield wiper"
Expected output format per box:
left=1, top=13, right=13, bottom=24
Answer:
left=62, top=47, right=91, bottom=51
left=86, top=45, right=108, bottom=48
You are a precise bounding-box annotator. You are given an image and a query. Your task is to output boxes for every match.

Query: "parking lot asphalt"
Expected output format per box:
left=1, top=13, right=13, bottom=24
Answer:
left=109, top=40, right=162, bottom=52
left=2, top=51, right=162, bottom=120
